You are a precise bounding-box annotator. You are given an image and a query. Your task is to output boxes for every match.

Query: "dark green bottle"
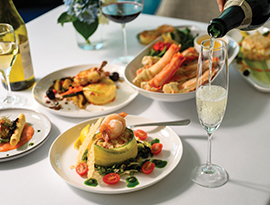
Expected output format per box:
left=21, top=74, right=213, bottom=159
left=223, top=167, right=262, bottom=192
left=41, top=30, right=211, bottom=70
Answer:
left=208, top=0, right=270, bottom=38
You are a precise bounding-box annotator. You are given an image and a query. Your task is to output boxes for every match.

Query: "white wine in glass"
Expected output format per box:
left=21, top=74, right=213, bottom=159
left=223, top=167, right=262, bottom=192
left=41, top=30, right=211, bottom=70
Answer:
left=101, top=0, right=144, bottom=65
left=190, top=38, right=228, bottom=188
left=0, top=23, right=26, bottom=108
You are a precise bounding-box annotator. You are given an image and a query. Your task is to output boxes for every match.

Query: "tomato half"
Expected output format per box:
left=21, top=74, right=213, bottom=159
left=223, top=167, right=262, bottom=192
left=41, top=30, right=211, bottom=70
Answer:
left=103, top=173, right=120, bottom=185
left=151, top=143, right=163, bottom=155
left=76, top=162, right=88, bottom=176
left=134, top=129, right=147, bottom=140
left=142, top=161, right=155, bottom=174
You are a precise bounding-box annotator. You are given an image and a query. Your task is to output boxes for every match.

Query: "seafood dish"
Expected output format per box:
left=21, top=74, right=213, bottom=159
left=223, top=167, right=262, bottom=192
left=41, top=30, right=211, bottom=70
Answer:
left=44, top=61, right=120, bottom=110
left=133, top=27, right=219, bottom=94
left=0, top=113, right=34, bottom=152
left=234, top=30, right=270, bottom=87
left=72, top=112, right=166, bottom=187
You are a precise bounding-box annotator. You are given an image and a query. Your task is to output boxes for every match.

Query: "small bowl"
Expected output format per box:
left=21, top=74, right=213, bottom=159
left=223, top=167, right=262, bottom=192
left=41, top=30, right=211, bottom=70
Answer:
left=194, top=34, right=229, bottom=53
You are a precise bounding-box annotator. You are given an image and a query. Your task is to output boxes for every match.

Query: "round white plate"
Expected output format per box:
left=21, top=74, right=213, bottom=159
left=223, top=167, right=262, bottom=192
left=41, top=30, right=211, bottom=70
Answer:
left=228, top=27, right=270, bottom=93
left=49, top=115, right=183, bottom=194
left=33, top=64, right=138, bottom=118
left=0, top=108, right=51, bottom=162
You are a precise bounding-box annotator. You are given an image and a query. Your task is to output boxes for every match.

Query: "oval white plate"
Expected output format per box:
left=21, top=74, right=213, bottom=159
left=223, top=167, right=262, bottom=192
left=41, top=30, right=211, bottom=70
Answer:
left=49, top=115, right=183, bottom=194
left=0, top=108, right=51, bottom=162
left=228, top=27, right=270, bottom=93
left=125, top=27, right=239, bottom=102
left=33, top=64, right=138, bottom=118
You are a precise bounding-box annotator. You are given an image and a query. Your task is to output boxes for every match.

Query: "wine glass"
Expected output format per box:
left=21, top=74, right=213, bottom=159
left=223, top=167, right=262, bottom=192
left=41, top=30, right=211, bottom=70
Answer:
left=0, top=23, right=26, bottom=108
left=101, top=0, right=144, bottom=65
left=190, top=38, right=228, bottom=187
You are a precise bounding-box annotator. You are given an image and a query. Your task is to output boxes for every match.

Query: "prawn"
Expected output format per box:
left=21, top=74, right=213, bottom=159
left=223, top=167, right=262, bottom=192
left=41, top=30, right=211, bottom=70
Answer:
left=73, top=61, right=108, bottom=86
left=99, top=112, right=127, bottom=142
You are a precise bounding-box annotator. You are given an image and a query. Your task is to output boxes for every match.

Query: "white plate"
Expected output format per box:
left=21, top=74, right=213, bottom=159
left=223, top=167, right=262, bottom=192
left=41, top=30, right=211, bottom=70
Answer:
left=0, top=108, right=51, bottom=162
left=33, top=64, right=138, bottom=118
left=228, top=27, right=270, bottom=92
left=49, top=115, right=183, bottom=194
left=125, top=26, right=239, bottom=102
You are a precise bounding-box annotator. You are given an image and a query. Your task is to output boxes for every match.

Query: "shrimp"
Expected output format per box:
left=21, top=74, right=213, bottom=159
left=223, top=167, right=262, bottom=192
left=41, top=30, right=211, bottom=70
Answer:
left=133, top=44, right=180, bottom=86
left=99, top=112, right=127, bottom=142
left=73, top=61, right=108, bottom=86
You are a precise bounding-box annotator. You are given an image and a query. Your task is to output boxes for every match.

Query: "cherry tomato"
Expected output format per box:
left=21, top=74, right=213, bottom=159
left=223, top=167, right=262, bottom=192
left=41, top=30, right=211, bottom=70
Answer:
left=76, top=162, right=88, bottom=176
left=151, top=143, right=163, bottom=155
left=141, top=161, right=155, bottom=174
left=134, top=129, right=147, bottom=140
left=103, top=173, right=120, bottom=185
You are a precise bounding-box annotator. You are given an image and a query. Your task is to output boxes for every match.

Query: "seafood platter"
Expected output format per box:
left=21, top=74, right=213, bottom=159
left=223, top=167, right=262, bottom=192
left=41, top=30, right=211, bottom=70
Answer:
left=125, top=25, right=239, bottom=102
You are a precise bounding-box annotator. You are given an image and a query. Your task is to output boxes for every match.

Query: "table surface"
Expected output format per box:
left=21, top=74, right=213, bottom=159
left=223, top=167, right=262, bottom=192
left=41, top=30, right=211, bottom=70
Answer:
left=1, top=5, right=270, bottom=205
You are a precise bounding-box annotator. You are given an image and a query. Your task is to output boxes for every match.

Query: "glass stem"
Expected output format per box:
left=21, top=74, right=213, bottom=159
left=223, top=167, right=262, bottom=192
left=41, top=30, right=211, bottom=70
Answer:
left=121, top=23, right=128, bottom=63
left=3, top=67, right=13, bottom=104
left=204, top=133, right=214, bottom=173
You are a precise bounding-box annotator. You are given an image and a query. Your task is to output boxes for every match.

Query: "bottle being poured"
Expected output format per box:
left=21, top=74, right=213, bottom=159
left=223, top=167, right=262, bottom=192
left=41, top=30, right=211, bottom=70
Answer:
left=207, top=0, right=270, bottom=38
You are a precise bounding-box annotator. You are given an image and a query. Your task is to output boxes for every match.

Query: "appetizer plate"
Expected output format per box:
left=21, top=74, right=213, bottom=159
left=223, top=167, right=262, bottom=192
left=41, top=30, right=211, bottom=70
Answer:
left=228, top=27, right=270, bottom=92
left=33, top=64, right=138, bottom=118
left=49, top=115, right=183, bottom=194
left=125, top=26, right=239, bottom=102
left=0, top=108, right=51, bottom=162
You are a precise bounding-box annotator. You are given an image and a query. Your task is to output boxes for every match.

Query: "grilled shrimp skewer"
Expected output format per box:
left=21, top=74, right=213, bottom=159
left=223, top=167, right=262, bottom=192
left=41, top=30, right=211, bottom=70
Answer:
left=73, top=61, right=108, bottom=86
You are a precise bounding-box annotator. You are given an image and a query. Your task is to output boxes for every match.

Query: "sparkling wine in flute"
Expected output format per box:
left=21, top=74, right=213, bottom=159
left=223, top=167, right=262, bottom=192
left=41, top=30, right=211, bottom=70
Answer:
left=101, top=1, right=143, bottom=65
left=190, top=38, right=228, bottom=188
left=196, top=85, right=227, bottom=129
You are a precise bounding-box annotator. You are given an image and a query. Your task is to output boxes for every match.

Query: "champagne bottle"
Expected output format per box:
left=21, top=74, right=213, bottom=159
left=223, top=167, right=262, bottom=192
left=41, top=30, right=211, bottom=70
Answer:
left=208, top=0, right=270, bottom=38
left=0, top=0, right=35, bottom=91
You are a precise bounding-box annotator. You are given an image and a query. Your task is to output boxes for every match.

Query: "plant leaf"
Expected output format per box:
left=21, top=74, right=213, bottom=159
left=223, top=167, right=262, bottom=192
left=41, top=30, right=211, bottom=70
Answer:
left=57, top=12, right=77, bottom=25
left=73, top=18, right=99, bottom=41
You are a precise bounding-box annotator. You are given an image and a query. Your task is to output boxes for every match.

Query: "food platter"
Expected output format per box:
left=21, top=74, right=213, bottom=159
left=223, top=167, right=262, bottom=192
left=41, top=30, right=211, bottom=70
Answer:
left=125, top=26, right=240, bottom=102
left=49, top=115, right=183, bottom=194
left=0, top=108, right=51, bottom=162
left=228, top=27, right=270, bottom=92
left=32, top=64, right=138, bottom=118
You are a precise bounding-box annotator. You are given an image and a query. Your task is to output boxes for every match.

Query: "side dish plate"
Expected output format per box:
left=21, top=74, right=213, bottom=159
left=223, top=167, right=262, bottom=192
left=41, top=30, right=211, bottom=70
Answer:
left=0, top=108, right=51, bottom=162
left=228, top=27, right=270, bottom=92
left=49, top=115, right=183, bottom=194
left=32, top=64, right=138, bottom=118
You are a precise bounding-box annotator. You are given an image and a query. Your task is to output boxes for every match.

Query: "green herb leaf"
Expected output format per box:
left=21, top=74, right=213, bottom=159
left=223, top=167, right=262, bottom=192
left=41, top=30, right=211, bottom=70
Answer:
left=57, top=12, right=77, bottom=26
left=73, top=17, right=99, bottom=41
left=83, top=87, right=105, bottom=94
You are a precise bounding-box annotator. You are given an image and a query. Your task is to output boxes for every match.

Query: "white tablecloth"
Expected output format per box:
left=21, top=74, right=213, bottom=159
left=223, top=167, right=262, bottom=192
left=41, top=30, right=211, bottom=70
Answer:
left=1, top=5, right=270, bottom=205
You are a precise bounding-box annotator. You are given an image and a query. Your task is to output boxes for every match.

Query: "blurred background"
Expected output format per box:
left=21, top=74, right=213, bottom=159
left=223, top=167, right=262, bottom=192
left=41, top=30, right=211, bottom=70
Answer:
left=13, top=0, right=163, bottom=23
left=14, top=0, right=231, bottom=24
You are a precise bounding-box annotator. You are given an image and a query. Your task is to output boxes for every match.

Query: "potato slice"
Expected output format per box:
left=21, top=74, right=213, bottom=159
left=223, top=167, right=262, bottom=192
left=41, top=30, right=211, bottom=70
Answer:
left=83, top=78, right=116, bottom=105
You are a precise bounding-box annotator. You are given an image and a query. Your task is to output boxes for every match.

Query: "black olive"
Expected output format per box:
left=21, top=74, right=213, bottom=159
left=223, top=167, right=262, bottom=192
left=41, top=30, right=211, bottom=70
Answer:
left=109, top=72, right=119, bottom=81
left=46, top=89, right=56, bottom=100
left=243, top=70, right=250, bottom=76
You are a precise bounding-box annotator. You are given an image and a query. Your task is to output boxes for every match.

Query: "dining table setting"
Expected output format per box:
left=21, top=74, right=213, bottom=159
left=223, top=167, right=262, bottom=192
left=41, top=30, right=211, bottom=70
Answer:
left=1, top=3, right=270, bottom=205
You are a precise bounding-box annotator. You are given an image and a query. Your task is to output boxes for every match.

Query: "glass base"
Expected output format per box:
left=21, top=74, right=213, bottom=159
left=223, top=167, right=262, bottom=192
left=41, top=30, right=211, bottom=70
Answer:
left=0, top=94, right=27, bottom=108
left=112, top=56, right=134, bottom=66
left=190, top=164, right=228, bottom=188
left=77, top=41, right=103, bottom=50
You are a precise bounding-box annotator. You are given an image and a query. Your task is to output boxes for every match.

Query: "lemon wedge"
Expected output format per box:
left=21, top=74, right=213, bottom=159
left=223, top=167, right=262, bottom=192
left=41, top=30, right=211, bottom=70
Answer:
left=74, top=124, right=90, bottom=150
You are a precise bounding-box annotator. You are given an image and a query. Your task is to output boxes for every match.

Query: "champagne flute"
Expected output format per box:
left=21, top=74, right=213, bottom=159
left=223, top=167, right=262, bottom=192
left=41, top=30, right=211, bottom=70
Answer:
left=190, top=38, right=228, bottom=187
left=101, top=0, right=144, bottom=65
left=0, top=23, right=26, bottom=108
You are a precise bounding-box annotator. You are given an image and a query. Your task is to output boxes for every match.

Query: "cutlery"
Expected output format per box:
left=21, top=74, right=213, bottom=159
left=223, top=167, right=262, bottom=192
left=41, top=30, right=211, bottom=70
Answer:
left=128, top=119, right=190, bottom=128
